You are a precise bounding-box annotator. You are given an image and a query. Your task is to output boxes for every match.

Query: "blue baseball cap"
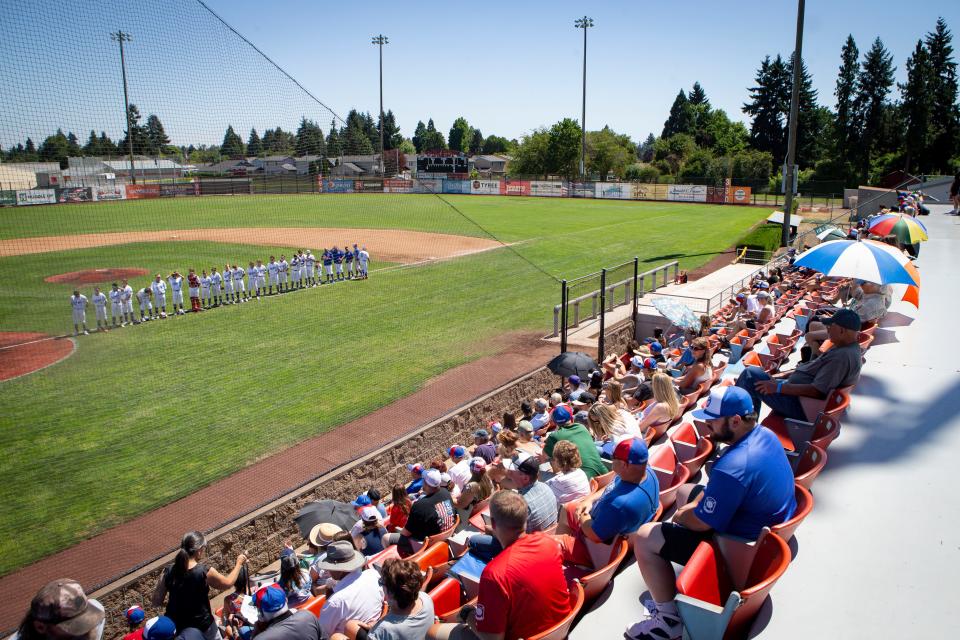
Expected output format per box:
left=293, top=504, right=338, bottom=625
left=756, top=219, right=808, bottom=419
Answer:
left=253, top=583, right=288, bottom=614
left=612, top=437, right=649, bottom=465
left=125, top=606, right=145, bottom=625
left=449, top=445, right=466, bottom=458
left=568, top=375, right=581, bottom=386
left=648, top=342, right=663, bottom=353
left=551, top=405, right=572, bottom=425
left=822, top=308, right=861, bottom=331
left=406, top=463, right=423, bottom=475
left=143, top=617, right=176, bottom=640
left=351, top=494, right=372, bottom=508
left=691, top=386, right=755, bottom=421
left=238, top=626, right=254, bottom=640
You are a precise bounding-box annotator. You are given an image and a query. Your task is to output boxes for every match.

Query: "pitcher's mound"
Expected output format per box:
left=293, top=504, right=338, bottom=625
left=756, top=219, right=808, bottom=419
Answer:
left=0, top=332, right=75, bottom=382
left=45, top=268, right=149, bottom=285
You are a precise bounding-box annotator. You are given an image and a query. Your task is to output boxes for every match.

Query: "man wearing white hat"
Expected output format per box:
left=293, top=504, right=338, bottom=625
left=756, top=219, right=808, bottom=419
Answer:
left=381, top=468, right=456, bottom=555
left=316, top=541, right=385, bottom=638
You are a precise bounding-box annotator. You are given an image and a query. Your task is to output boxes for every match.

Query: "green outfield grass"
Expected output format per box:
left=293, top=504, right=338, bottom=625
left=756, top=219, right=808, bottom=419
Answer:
left=0, top=194, right=771, bottom=574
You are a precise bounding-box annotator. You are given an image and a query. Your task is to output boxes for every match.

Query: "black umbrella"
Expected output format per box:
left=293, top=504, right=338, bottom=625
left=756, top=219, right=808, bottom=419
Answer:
left=546, top=351, right=598, bottom=379
left=294, top=499, right=359, bottom=538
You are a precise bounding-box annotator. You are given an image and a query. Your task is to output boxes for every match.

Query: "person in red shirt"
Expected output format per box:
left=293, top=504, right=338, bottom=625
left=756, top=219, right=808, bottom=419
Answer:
left=427, top=490, right=571, bottom=640
left=387, top=485, right=411, bottom=532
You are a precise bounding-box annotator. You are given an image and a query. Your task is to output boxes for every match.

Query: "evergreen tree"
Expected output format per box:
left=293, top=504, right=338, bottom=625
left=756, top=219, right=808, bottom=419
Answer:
left=785, top=54, right=823, bottom=168
left=638, top=133, right=656, bottom=162
left=221, top=125, right=246, bottom=158
left=326, top=120, right=342, bottom=157
left=247, top=128, right=263, bottom=156
left=448, top=117, right=473, bottom=152
left=900, top=39, right=932, bottom=172
left=662, top=90, right=692, bottom=137
left=482, top=135, right=511, bottom=154
left=743, top=55, right=789, bottom=161
left=343, top=110, right=375, bottom=155
left=262, top=128, right=294, bottom=154
left=295, top=117, right=325, bottom=156
left=118, top=104, right=149, bottom=155
left=423, top=119, right=446, bottom=151
left=469, top=129, right=484, bottom=154
left=834, top=35, right=861, bottom=165
left=854, top=37, right=896, bottom=181
left=83, top=130, right=100, bottom=156
left=363, top=112, right=380, bottom=152
left=66, top=132, right=82, bottom=157
left=924, top=17, right=959, bottom=173
left=38, top=129, right=71, bottom=165
left=378, top=110, right=402, bottom=150
left=99, top=132, right=118, bottom=157
left=689, top=81, right=709, bottom=107
left=145, top=115, right=170, bottom=155
left=25, top=137, right=36, bottom=157
left=412, top=121, right=427, bottom=153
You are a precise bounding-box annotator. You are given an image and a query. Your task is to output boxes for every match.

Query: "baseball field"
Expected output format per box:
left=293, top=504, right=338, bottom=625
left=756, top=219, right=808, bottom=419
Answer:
left=0, top=193, right=771, bottom=574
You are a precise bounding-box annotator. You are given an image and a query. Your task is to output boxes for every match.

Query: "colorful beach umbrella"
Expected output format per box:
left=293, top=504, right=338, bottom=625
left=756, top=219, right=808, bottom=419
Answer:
left=651, top=297, right=701, bottom=331
left=793, top=239, right=920, bottom=286
left=867, top=214, right=929, bottom=243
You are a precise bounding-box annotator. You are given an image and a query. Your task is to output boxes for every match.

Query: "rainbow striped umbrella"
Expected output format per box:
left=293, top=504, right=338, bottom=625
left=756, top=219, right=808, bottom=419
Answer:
left=794, top=239, right=920, bottom=286
left=867, top=214, right=929, bottom=243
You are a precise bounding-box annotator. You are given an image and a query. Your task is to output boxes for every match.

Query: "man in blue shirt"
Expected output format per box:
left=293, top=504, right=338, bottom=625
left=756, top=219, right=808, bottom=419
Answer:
left=626, top=386, right=796, bottom=640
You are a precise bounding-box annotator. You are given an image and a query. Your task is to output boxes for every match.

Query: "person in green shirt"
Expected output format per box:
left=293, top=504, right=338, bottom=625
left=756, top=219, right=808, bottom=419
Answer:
left=541, top=406, right=609, bottom=479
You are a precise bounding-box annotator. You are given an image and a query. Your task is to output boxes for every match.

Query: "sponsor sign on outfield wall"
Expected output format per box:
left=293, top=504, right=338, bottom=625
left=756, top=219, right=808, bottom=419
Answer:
left=93, top=185, right=127, bottom=201
left=443, top=179, right=471, bottom=194
left=667, top=184, right=707, bottom=202
left=570, top=182, right=595, bottom=198
left=322, top=179, right=354, bottom=193
left=470, top=179, right=503, bottom=195
left=504, top=180, right=530, bottom=196
left=56, top=187, right=93, bottom=203
left=125, top=184, right=161, bottom=199
left=16, top=189, right=57, bottom=205
left=414, top=178, right=443, bottom=193
left=594, top=182, right=637, bottom=200
left=383, top=179, right=414, bottom=193
left=529, top=180, right=566, bottom=197
left=354, top=179, right=383, bottom=192
left=0, top=190, right=17, bottom=206
left=727, top=185, right=751, bottom=204
left=160, top=182, right=199, bottom=197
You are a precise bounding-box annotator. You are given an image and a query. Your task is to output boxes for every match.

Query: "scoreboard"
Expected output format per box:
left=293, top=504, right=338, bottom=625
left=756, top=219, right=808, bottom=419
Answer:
left=416, top=152, right=468, bottom=174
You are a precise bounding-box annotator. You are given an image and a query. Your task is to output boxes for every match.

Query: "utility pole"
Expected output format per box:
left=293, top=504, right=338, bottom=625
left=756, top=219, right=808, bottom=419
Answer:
left=111, top=30, right=137, bottom=185
left=371, top=34, right=388, bottom=176
left=574, top=16, right=593, bottom=178
left=781, top=0, right=805, bottom=247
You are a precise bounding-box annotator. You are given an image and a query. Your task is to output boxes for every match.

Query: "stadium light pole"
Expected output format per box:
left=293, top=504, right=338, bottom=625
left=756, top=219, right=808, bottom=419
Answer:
left=781, top=0, right=805, bottom=247
left=574, top=16, right=593, bottom=178
left=372, top=34, right=388, bottom=176
left=110, top=30, right=137, bottom=185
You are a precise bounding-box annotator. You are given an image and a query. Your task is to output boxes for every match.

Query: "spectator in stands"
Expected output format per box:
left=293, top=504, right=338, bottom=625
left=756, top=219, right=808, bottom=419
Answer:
left=218, top=565, right=251, bottom=638
left=601, top=380, right=629, bottom=411
left=571, top=391, right=596, bottom=413
left=454, top=457, right=494, bottom=515
left=643, top=340, right=666, bottom=363
left=351, top=506, right=387, bottom=557
left=249, top=583, right=322, bottom=640
left=427, top=491, right=572, bottom=640
left=542, top=406, right=609, bottom=479
left=736, top=308, right=863, bottom=421
left=627, top=387, right=796, bottom=640
left=404, top=464, right=424, bottom=496
left=387, top=486, right=411, bottom=533
left=278, top=550, right=312, bottom=607
left=308, top=523, right=344, bottom=595
left=152, top=531, right=247, bottom=640
left=635, top=372, right=682, bottom=440
left=334, top=559, right=434, bottom=640
left=515, top=420, right=542, bottom=456
left=674, top=337, right=713, bottom=396
left=503, top=452, right=558, bottom=532
left=124, top=606, right=146, bottom=640
left=565, top=375, right=587, bottom=401
left=501, top=411, right=517, bottom=432
left=316, top=542, right=385, bottom=638
left=382, top=469, right=456, bottom=556
left=803, top=282, right=886, bottom=357
left=556, top=437, right=659, bottom=568
left=366, top=489, right=386, bottom=519
left=548, top=392, right=563, bottom=409
left=589, top=370, right=604, bottom=394
left=588, top=403, right=641, bottom=456
left=546, top=441, right=592, bottom=505
left=623, top=358, right=658, bottom=408
left=18, top=579, right=106, bottom=640
left=529, top=398, right=551, bottom=431
left=488, top=430, right=520, bottom=485
left=447, top=445, right=472, bottom=491
left=471, top=429, right=497, bottom=464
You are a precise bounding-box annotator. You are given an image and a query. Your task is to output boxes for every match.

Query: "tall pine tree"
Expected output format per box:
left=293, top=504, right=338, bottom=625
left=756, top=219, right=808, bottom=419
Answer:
left=412, top=121, right=427, bottom=153
left=900, top=40, right=932, bottom=172
left=247, top=128, right=263, bottom=156
left=662, top=90, right=692, bottom=137
left=689, top=82, right=709, bottom=107
left=145, top=115, right=170, bottom=155
left=854, top=38, right=896, bottom=181
left=924, top=17, right=959, bottom=173
left=785, top=54, right=823, bottom=168
left=834, top=35, right=861, bottom=170
left=326, top=120, right=342, bottom=157
left=743, top=55, right=789, bottom=162
left=295, top=117, right=325, bottom=156
left=221, top=125, right=246, bottom=158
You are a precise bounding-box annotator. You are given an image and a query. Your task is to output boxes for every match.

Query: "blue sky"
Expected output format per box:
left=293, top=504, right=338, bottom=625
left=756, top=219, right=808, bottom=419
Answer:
left=1, top=0, right=957, bottom=148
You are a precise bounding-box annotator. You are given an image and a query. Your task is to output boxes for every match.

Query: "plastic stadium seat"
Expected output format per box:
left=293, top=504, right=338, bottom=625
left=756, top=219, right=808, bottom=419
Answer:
left=670, top=422, right=715, bottom=477
left=763, top=387, right=852, bottom=451
left=770, top=483, right=813, bottom=543
left=365, top=544, right=401, bottom=569
left=468, top=504, right=490, bottom=532
left=649, top=445, right=692, bottom=510
left=793, top=442, right=827, bottom=490
left=594, top=470, right=616, bottom=490
left=563, top=536, right=630, bottom=602
left=675, top=530, right=792, bottom=640
left=302, top=594, right=327, bottom=617
left=522, top=580, right=585, bottom=640
left=428, top=577, right=477, bottom=622
left=416, top=540, right=452, bottom=574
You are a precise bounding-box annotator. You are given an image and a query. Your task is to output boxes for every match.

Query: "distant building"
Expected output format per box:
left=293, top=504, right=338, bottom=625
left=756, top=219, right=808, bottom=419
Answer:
left=469, top=154, right=509, bottom=176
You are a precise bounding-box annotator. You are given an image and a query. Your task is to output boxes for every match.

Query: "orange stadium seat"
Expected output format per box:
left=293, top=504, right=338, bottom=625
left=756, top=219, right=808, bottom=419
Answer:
left=770, top=483, right=813, bottom=543
left=793, top=442, right=827, bottom=490
left=524, top=580, right=585, bottom=640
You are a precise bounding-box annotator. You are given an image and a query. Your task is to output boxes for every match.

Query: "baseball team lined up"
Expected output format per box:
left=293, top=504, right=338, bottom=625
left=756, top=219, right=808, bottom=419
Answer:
left=68, top=244, right=372, bottom=335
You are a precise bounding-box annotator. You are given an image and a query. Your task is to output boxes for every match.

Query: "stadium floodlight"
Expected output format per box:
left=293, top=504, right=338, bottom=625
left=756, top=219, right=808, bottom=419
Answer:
left=372, top=35, right=389, bottom=175
left=110, top=30, right=137, bottom=185
left=574, top=17, right=594, bottom=178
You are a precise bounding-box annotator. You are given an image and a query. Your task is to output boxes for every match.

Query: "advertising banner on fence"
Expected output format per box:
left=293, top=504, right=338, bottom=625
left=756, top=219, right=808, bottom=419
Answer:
left=16, top=189, right=57, bottom=205
left=92, top=184, right=127, bottom=201
left=126, top=184, right=161, bottom=199
left=470, top=179, right=503, bottom=195
left=667, top=184, right=707, bottom=202
left=503, top=180, right=530, bottom=196
left=529, top=180, right=566, bottom=197
left=727, top=185, right=751, bottom=204
left=570, top=182, right=595, bottom=198
left=0, top=190, right=19, bottom=206
left=414, top=178, right=443, bottom=193
left=56, top=187, right=93, bottom=203
left=383, top=179, right=414, bottom=193
left=594, top=182, right=637, bottom=200
left=160, top=182, right=198, bottom=197
left=443, top=179, right=470, bottom=194
left=321, top=179, right=354, bottom=193
left=706, top=186, right=726, bottom=204
left=354, top=179, right=383, bottom=192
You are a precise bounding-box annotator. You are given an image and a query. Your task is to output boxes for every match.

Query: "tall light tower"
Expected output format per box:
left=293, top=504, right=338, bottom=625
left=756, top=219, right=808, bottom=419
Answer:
left=371, top=34, right=388, bottom=175
left=574, top=16, right=593, bottom=178
left=781, top=0, right=805, bottom=247
left=110, top=30, right=137, bottom=184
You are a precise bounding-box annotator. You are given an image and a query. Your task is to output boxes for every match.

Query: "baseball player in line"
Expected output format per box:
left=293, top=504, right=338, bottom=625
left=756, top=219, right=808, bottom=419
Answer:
left=151, top=274, right=167, bottom=318
left=187, top=269, right=202, bottom=312
left=305, top=250, right=316, bottom=286
left=91, top=286, right=109, bottom=332
left=322, top=249, right=334, bottom=284
left=222, top=263, right=234, bottom=303
left=168, top=271, right=185, bottom=315
left=278, top=255, right=290, bottom=292
left=210, top=267, right=223, bottom=306
left=136, top=286, right=153, bottom=323
left=290, top=253, right=301, bottom=290
left=200, top=270, right=212, bottom=308
left=70, top=290, right=90, bottom=335
left=109, top=282, right=123, bottom=327
left=267, top=256, right=280, bottom=294
left=232, top=264, right=246, bottom=302
left=247, top=261, right=261, bottom=299
left=357, top=246, right=370, bottom=279
left=121, top=279, right=135, bottom=325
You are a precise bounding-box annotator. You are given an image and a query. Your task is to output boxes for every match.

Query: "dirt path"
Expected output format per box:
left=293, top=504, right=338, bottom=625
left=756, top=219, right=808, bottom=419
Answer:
left=0, top=332, right=558, bottom=631
left=0, top=332, right=75, bottom=382
left=0, top=228, right=502, bottom=263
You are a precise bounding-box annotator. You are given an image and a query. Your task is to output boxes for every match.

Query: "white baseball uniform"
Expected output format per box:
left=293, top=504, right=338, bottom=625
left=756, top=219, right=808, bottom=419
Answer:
left=71, top=294, right=88, bottom=323
left=267, top=261, right=280, bottom=287
left=233, top=267, right=245, bottom=293
left=246, top=265, right=259, bottom=291
left=223, top=269, right=234, bottom=294
left=137, top=288, right=152, bottom=312
left=210, top=271, right=222, bottom=296
left=291, top=256, right=300, bottom=282
left=121, top=285, right=134, bottom=313
left=305, top=253, right=315, bottom=279
left=358, top=250, right=370, bottom=276
left=109, top=288, right=123, bottom=319
left=278, top=259, right=289, bottom=285
left=92, top=292, right=108, bottom=321
left=168, top=276, right=184, bottom=305
left=257, top=264, right=267, bottom=289
left=200, top=275, right=211, bottom=298
left=151, top=279, right=167, bottom=307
